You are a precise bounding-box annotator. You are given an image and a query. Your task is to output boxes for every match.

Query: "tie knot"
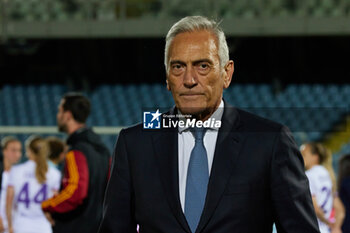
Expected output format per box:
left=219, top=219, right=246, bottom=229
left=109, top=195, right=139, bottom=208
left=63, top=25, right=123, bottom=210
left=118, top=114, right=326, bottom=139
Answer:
left=191, top=127, right=206, bottom=141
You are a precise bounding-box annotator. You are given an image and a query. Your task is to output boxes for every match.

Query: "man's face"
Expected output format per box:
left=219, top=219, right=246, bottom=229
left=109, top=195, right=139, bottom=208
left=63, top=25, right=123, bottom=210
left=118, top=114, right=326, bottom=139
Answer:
left=3, top=141, right=22, bottom=165
left=166, top=30, right=233, bottom=120
left=57, top=99, right=68, bottom=133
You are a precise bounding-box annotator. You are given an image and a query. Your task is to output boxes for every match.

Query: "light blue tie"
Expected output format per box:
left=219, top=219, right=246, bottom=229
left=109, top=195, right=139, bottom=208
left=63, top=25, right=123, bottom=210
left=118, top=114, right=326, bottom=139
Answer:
left=185, top=127, right=209, bottom=233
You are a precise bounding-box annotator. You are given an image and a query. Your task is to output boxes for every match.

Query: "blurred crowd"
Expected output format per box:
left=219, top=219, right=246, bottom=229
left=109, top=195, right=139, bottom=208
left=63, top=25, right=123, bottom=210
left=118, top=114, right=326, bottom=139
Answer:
left=0, top=93, right=111, bottom=233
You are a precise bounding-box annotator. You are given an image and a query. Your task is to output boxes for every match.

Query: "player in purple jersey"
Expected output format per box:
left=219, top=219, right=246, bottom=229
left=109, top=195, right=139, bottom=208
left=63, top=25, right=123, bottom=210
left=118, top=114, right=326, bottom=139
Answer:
left=6, top=136, right=61, bottom=233
left=301, top=142, right=344, bottom=233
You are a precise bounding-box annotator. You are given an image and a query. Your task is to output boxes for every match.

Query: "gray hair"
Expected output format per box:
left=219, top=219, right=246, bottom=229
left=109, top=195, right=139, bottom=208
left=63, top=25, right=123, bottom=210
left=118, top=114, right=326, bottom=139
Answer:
left=164, top=16, right=229, bottom=72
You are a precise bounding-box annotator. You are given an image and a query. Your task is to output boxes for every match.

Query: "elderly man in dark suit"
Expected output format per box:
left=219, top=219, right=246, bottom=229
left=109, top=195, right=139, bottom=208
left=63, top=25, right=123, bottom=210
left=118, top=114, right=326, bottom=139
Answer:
left=98, top=16, right=320, bottom=233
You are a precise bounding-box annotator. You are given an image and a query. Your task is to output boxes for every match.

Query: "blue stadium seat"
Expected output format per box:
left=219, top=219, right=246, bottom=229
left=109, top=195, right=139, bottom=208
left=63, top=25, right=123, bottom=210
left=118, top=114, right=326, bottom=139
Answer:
left=2, top=83, right=350, bottom=157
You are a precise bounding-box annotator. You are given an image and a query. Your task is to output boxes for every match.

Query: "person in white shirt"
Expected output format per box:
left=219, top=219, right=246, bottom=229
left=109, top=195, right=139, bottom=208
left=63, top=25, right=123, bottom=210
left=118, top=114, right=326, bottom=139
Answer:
left=6, top=136, right=61, bottom=233
left=0, top=136, right=22, bottom=233
left=301, top=142, right=344, bottom=233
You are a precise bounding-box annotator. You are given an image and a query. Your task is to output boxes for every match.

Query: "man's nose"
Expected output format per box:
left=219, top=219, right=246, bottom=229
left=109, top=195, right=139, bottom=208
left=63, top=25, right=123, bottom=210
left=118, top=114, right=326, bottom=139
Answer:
left=183, top=66, right=197, bottom=88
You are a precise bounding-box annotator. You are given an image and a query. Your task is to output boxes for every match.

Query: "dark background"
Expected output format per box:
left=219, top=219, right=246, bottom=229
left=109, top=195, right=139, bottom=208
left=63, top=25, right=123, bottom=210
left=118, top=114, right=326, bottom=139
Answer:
left=1, top=36, right=349, bottom=87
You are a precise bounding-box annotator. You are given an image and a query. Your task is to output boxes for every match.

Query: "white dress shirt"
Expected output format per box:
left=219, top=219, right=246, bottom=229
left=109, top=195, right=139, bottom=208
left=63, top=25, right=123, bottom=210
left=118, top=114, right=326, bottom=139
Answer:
left=178, top=100, right=224, bottom=212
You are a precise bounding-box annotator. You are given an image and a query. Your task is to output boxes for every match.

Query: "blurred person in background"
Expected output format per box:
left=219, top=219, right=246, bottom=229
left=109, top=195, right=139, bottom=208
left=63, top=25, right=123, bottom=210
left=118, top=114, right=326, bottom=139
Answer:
left=301, top=142, right=345, bottom=233
left=42, top=93, right=111, bottom=233
left=6, top=136, right=61, bottom=233
left=338, top=154, right=350, bottom=232
left=0, top=136, right=22, bottom=233
left=46, top=136, right=67, bottom=170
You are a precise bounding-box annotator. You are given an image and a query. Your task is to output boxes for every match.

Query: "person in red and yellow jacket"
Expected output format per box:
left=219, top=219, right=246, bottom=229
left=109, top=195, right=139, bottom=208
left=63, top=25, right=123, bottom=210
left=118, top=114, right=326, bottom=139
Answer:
left=42, top=93, right=111, bottom=233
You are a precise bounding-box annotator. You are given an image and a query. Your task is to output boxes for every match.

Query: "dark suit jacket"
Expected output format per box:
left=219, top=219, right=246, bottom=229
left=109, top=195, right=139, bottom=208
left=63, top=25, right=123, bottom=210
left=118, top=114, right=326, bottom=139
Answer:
left=99, top=104, right=320, bottom=233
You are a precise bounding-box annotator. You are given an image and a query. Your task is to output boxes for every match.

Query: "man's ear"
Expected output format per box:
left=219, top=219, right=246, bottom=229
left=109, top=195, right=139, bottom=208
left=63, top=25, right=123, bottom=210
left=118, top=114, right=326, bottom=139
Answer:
left=223, top=60, right=234, bottom=89
left=166, top=78, right=171, bottom=91
left=64, top=110, right=73, bottom=121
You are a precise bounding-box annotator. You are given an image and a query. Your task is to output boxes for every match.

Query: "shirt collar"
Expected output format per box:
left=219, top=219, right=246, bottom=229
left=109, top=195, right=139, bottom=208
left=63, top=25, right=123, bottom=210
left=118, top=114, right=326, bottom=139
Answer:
left=178, top=99, right=224, bottom=133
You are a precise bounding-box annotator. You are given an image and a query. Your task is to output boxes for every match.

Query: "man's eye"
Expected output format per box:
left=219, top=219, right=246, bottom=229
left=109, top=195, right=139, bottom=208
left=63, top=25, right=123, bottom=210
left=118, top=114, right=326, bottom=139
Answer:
left=172, top=64, right=182, bottom=69
left=197, top=63, right=210, bottom=70
left=170, top=64, right=184, bottom=75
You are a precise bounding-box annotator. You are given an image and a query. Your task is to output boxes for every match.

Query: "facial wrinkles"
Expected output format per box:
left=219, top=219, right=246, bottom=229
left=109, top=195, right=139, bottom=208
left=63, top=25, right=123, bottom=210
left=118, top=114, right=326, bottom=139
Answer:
left=173, top=34, right=218, bottom=66
left=203, top=38, right=223, bottom=101
left=167, top=31, right=226, bottom=119
left=170, top=32, right=221, bottom=91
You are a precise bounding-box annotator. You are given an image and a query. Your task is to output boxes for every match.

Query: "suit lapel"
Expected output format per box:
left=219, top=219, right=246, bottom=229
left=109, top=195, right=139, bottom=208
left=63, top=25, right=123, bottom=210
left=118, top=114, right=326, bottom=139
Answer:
left=152, top=109, right=191, bottom=233
left=196, top=104, right=245, bottom=233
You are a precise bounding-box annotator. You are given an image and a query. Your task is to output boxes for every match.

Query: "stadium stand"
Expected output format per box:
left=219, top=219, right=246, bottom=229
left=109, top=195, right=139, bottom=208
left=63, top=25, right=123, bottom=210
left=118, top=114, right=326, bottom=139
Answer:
left=1, top=1, right=349, bottom=232
left=4, top=0, right=350, bottom=21
left=1, top=83, right=349, bottom=167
